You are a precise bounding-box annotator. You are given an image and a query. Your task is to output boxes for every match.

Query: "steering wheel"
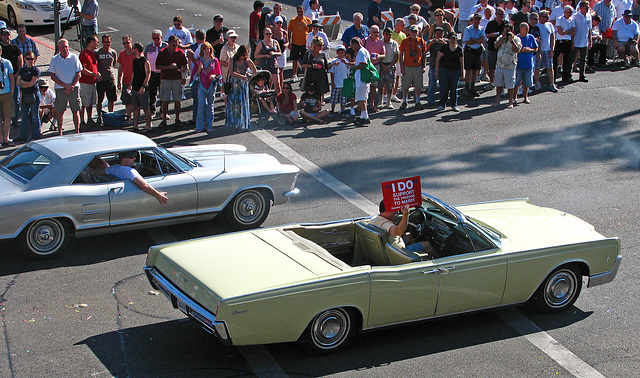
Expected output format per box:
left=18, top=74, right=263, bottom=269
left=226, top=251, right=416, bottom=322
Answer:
left=406, top=209, right=427, bottom=242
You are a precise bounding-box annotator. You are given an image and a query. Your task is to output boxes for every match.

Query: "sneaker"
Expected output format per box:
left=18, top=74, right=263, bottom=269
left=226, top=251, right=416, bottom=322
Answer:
left=550, top=84, right=558, bottom=92
left=400, top=102, right=408, bottom=109
left=437, top=105, right=445, bottom=111
left=480, top=74, right=490, bottom=82
left=391, top=95, right=401, bottom=103
left=534, top=82, right=542, bottom=90
left=452, top=106, right=460, bottom=112
left=384, top=102, right=394, bottom=109
left=507, top=103, right=514, bottom=109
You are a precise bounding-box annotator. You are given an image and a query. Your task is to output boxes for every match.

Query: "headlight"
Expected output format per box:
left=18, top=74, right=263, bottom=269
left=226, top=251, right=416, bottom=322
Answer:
left=16, top=2, right=37, bottom=12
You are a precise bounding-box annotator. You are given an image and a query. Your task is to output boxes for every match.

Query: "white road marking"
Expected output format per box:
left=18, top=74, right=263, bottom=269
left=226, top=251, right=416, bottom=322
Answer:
left=498, top=309, right=605, bottom=377
left=252, top=130, right=378, bottom=215
left=253, top=129, right=604, bottom=377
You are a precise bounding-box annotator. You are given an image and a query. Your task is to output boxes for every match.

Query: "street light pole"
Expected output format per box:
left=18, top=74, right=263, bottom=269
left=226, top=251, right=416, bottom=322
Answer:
left=54, top=0, right=61, bottom=53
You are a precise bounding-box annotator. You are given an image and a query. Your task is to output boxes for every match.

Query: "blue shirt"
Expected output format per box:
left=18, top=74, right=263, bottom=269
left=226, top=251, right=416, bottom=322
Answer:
left=517, top=33, right=538, bottom=69
left=0, top=58, right=13, bottom=95
left=341, top=24, right=370, bottom=46
left=463, top=24, right=485, bottom=49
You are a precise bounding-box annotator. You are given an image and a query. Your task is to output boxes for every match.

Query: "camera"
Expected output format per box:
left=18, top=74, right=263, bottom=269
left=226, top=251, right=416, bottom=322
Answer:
left=0, top=81, right=5, bottom=90
left=409, top=51, right=416, bottom=57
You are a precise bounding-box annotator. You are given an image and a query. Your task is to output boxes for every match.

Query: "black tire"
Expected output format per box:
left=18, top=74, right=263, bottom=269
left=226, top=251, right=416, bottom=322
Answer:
left=7, top=7, right=17, bottom=30
left=530, top=264, right=582, bottom=313
left=298, top=308, right=356, bottom=355
left=223, top=189, right=271, bottom=229
left=18, top=218, right=71, bottom=260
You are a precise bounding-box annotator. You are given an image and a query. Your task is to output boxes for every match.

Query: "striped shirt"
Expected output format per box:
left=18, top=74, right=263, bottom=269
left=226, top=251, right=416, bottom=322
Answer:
left=11, top=36, right=39, bottom=58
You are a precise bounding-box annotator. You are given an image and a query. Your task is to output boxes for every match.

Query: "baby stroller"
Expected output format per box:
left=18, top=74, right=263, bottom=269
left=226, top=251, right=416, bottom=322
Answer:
left=248, top=70, right=287, bottom=127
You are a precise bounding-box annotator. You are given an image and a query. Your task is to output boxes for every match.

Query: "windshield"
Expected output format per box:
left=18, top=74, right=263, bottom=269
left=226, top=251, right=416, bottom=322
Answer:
left=0, top=147, right=51, bottom=182
left=465, top=217, right=503, bottom=243
left=159, top=147, right=195, bottom=171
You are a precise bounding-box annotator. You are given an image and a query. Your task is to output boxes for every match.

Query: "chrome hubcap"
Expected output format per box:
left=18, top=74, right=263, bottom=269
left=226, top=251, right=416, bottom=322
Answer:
left=545, top=270, right=576, bottom=308
left=312, top=309, right=350, bottom=349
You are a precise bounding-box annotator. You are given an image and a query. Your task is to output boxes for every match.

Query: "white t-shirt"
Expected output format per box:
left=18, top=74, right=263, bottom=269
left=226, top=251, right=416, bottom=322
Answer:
left=459, top=0, right=480, bottom=22
left=40, top=88, right=55, bottom=106
left=328, top=58, right=350, bottom=87
left=165, top=26, right=194, bottom=46
left=354, top=47, right=371, bottom=87
left=550, top=5, right=573, bottom=25
left=306, top=31, right=330, bottom=51
left=538, top=22, right=555, bottom=51
left=471, top=4, right=496, bottom=20
left=105, top=165, right=141, bottom=182
left=612, top=17, right=640, bottom=41
left=555, top=16, right=576, bottom=40
left=403, top=15, right=429, bottom=34
left=48, top=53, right=82, bottom=89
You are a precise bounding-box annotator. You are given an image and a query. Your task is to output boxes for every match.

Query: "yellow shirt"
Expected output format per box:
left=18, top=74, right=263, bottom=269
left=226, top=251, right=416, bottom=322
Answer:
left=391, top=31, right=406, bottom=46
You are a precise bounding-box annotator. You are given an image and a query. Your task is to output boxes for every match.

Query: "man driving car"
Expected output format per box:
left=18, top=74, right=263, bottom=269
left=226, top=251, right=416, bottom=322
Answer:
left=87, top=151, right=169, bottom=204
left=371, top=200, right=439, bottom=258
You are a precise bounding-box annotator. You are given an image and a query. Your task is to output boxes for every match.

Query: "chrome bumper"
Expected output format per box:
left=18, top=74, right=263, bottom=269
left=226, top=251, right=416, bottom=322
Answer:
left=144, top=267, right=231, bottom=346
left=588, top=255, right=622, bottom=288
left=284, top=187, right=300, bottom=197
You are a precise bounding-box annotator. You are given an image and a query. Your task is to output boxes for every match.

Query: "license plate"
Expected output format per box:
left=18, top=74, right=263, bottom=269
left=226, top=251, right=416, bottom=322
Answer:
left=177, top=298, right=189, bottom=315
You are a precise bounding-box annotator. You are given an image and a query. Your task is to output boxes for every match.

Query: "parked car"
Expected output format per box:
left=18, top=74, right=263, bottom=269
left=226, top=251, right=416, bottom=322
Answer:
left=0, top=130, right=299, bottom=259
left=0, top=0, right=78, bottom=29
left=145, top=194, right=621, bottom=354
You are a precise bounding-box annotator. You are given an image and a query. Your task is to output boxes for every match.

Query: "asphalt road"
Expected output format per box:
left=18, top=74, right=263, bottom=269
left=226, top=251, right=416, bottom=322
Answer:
left=1, top=0, right=639, bottom=377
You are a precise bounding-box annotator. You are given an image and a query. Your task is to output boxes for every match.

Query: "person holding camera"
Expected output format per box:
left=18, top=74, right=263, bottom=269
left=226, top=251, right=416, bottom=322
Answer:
left=399, top=25, right=426, bottom=110
left=493, top=24, right=522, bottom=108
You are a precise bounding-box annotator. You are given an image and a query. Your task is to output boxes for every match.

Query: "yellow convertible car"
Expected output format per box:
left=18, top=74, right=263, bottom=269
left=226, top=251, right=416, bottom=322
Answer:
left=144, top=194, right=621, bottom=354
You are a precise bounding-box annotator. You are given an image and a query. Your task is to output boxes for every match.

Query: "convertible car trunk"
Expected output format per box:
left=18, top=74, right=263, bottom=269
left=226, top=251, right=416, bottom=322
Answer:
left=457, top=200, right=606, bottom=251
left=150, top=228, right=349, bottom=311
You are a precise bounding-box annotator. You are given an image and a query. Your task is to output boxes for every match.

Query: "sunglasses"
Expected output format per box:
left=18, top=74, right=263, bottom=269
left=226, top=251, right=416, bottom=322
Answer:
left=371, top=31, right=379, bottom=33
left=264, top=32, right=272, bottom=35
left=25, top=57, right=34, bottom=60
left=123, top=41, right=131, bottom=44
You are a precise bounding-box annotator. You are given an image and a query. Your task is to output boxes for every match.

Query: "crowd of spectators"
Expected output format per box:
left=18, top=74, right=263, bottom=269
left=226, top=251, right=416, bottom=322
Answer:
left=3, top=0, right=640, bottom=147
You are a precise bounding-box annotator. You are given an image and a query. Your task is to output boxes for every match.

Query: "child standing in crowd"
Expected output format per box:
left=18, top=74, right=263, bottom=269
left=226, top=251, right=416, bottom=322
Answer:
left=328, top=45, right=350, bottom=114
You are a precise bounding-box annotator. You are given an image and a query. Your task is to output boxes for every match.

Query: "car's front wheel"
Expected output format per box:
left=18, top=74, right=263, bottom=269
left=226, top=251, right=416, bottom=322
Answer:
left=299, top=308, right=356, bottom=355
left=7, top=7, right=18, bottom=29
left=530, top=264, right=582, bottom=313
left=223, top=189, right=271, bottom=229
left=18, top=218, right=71, bottom=260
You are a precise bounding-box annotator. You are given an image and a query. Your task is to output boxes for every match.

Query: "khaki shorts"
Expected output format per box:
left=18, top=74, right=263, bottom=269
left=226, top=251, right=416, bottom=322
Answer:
left=159, top=79, right=183, bottom=102
left=54, top=87, right=81, bottom=113
left=0, top=92, right=15, bottom=119
left=402, top=66, right=423, bottom=91
left=80, top=83, right=97, bottom=106
left=355, top=85, right=370, bottom=102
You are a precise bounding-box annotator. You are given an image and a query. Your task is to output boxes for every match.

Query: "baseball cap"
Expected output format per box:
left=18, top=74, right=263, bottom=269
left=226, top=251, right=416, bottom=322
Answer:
left=624, top=9, right=633, bottom=16
left=0, top=21, right=6, bottom=30
left=213, top=14, right=223, bottom=22
left=226, top=30, right=238, bottom=38
left=409, top=25, right=419, bottom=32
left=274, top=16, right=284, bottom=24
left=38, top=79, right=50, bottom=87
left=261, top=6, right=272, bottom=14
left=336, top=45, right=346, bottom=51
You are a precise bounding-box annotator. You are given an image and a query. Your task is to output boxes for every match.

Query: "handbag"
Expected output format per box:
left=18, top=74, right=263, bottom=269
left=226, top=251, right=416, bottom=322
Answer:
left=360, top=59, right=379, bottom=83
left=342, top=76, right=355, bottom=98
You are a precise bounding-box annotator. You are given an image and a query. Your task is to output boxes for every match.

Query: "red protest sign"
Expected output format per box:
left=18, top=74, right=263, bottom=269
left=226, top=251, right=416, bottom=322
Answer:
left=380, top=176, right=422, bottom=211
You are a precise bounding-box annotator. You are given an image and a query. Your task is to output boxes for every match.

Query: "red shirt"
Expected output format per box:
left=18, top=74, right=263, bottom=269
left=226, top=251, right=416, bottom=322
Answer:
left=79, top=49, right=98, bottom=84
left=117, top=49, right=136, bottom=85
left=249, top=11, right=261, bottom=38
left=277, top=92, right=297, bottom=113
left=156, top=47, right=187, bottom=80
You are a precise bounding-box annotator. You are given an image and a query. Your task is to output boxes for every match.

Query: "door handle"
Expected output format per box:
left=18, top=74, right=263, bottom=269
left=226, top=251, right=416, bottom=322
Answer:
left=110, top=187, right=122, bottom=194
left=421, top=269, right=438, bottom=275
left=440, top=266, right=456, bottom=273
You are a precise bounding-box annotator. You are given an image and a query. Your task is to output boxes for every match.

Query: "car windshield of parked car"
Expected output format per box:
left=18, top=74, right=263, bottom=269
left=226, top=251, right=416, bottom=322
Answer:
left=0, top=147, right=51, bottom=182
left=159, top=147, right=196, bottom=172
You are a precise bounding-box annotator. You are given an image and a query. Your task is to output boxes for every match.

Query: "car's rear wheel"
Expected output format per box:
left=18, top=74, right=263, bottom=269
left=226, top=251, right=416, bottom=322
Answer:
left=299, top=308, right=356, bottom=355
left=19, top=218, right=71, bottom=260
left=223, top=189, right=271, bottom=229
left=7, top=7, right=18, bottom=30
left=530, top=264, right=582, bottom=313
